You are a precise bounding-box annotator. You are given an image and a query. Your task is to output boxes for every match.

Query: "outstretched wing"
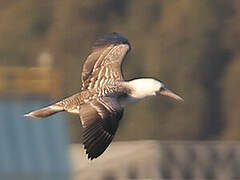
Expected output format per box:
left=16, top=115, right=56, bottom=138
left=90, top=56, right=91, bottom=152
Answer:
left=81, top=32, right=131, bottom=90
left=79, top=97, right=123, bottom=159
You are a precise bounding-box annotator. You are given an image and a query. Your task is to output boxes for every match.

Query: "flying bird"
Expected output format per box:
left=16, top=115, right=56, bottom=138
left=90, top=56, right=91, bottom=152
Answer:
left=25, top=32, right=183, bottom=160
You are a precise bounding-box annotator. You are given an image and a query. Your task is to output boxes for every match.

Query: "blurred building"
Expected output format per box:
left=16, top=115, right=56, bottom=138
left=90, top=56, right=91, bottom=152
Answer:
left=70, top=141, right=240, bottom=180
left=0, top=52, right=61, bottom=98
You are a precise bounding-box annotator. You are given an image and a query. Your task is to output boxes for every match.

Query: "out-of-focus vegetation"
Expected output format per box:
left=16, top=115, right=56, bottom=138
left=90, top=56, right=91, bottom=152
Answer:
left=1, top=0, right=239, bottom=141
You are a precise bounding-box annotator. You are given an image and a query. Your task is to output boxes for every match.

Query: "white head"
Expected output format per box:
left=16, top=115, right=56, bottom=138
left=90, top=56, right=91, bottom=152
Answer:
left=126, top=78, right=183, bottom=101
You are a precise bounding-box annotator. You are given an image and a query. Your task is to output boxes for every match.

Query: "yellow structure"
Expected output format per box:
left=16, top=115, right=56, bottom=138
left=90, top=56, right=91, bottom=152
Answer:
left=0, top=66, right=61, bottom=97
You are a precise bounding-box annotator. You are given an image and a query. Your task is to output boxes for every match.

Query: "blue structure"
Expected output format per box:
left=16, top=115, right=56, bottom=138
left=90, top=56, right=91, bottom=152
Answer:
left=0, top=99, right=70, bottom=180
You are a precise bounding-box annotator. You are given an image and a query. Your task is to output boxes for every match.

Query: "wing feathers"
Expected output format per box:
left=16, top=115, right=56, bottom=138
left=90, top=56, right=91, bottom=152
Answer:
left=79, top=97, right=123, bottom=159
left=88, top=133, right=112, bottom=159
left=81, top=33, right=131, bottom=90
left=84, top=127, right=113, bottom=159
left=82, top=45, right=113, bottom=84
left=82, top=120, right=113, bottom=159
left=79, top=102, right=102, bottom=128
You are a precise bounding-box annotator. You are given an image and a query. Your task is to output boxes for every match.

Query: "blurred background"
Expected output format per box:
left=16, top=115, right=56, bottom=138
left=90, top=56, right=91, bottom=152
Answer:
left=1, top=0, right=240, bottom=179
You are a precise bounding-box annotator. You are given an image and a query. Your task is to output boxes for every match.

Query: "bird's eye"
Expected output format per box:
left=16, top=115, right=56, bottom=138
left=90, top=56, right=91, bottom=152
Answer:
left=160, top=85, right=166, bottom=91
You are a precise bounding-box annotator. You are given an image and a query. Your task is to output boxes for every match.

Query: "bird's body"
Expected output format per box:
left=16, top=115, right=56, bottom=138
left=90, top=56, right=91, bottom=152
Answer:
left=25, top=33, right=183, bottom=160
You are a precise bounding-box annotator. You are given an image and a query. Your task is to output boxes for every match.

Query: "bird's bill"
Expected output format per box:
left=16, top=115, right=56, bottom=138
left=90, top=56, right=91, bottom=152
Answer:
left=160, top=88, right=184, bottom=101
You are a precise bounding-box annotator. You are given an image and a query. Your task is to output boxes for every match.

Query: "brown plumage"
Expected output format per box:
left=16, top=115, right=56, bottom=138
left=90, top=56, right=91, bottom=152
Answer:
left=25, top=33, right=131, bottom=159
left=25, top=32, right=184, bottom=160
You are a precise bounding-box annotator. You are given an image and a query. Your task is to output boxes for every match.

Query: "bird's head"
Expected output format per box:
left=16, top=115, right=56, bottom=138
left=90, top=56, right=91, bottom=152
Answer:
left=127, top=78, right=183, bottom=101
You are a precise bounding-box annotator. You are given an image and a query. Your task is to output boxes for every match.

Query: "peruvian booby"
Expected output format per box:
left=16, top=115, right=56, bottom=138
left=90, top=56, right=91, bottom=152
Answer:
left=25, top=32, right=183, bottom=160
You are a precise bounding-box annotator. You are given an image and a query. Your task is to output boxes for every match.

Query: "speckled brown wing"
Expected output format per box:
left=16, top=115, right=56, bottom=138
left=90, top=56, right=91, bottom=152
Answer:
left=81, top=33, right=131, bottom=91
left=79, top=97, right=123, bottom=160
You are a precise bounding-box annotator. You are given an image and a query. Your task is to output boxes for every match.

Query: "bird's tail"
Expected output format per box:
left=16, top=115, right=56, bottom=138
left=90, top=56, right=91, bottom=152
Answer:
left=24, top=104, right=64, bottom=118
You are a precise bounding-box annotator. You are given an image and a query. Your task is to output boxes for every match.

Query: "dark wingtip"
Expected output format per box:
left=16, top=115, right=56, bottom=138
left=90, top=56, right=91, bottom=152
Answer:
left=83, top=128, right=113, bottom=160
left=84, top=145, right=96, bottom=160
left=93, top=32, right=130, bottom=49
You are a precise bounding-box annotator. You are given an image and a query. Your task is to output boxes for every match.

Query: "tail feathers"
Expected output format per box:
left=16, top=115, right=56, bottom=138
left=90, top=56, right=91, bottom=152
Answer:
left=24, top=105, right=64, bottom=118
